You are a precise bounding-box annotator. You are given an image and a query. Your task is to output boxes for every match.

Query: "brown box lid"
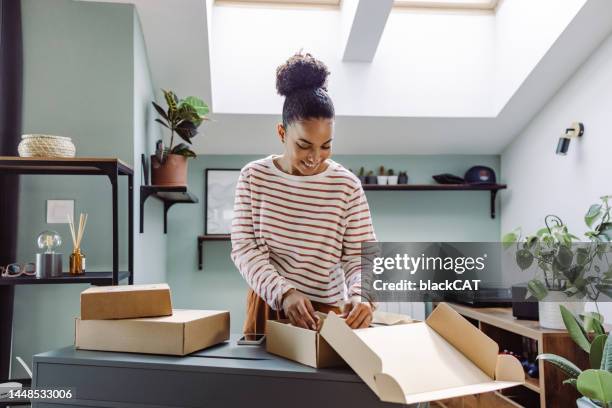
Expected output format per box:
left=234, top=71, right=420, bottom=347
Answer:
left=80, top=283, right=172, bottom=320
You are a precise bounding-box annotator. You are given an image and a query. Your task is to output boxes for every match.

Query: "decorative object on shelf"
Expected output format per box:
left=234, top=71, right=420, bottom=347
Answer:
left=397, top=171, right=408, bottom=184
left=503, top=195, right=612, bottom=329
left=365, top=170, right=377, bottom=185
left=35, top=230, right=63, bottom=278
left=433, top=173, right=464, bottom=184
left=357, top=167, right=366, bottom=184
left=537, top=305, right=610, bottom=407
left=151, top=89, right=209, bottom=186
left=376, top=165, right=388, bottom=185
left=387, top=169, right=398, bottom=185
left=0, top=263, right=36, bottom=278
left=205, top=169, right=240, bottom=235
left=18, top=134, right=76, bottom=158
left=556, top=122, right=584, bottom=156
left=464, top=165, right=496, bottom=185
left=68, top=213, right=88, bottom=275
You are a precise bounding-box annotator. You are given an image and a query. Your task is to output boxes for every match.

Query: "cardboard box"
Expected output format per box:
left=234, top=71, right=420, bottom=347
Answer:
left=319, top=303, right=524, bottom=404
left=75, top=309, right=230, bottom=356
left=80, top=283, right=172, bottom=320
left=266, top=314, right=345, bottom=368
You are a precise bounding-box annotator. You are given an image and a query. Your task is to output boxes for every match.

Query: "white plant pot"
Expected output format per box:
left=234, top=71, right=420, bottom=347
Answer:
left=538, top=291, right=584, bottom=329
left=387, top=175, right=398, bottom=185
left=377, top=176, right=388, bottom=185
left=577, top=397, right=600, bottom=408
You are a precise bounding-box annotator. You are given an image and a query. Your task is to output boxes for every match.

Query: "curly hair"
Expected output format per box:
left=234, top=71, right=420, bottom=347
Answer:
left=275, top=52, right=335, bottom=127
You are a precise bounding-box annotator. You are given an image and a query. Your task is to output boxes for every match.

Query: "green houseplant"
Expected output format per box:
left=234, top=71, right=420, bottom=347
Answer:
left=151, top=89, right=209, bottom=186
left=387, top=168, right=398, bottom=185
left=503, top=196, right=612, bottom=328
left=537, top=305, right=611, bottom=407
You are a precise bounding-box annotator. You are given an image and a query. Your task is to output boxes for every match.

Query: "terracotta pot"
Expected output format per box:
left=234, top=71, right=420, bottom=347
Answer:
left=151, top=154, right=188, bottom=186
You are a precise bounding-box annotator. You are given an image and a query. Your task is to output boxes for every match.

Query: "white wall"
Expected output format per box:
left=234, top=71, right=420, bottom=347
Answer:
left=501, top=31, right=612, bottom=320
left=494, top=0, right=586, bottom=111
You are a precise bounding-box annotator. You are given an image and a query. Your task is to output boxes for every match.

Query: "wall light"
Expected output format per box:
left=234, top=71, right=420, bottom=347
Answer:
left=556, top=122, right=584, bottom=155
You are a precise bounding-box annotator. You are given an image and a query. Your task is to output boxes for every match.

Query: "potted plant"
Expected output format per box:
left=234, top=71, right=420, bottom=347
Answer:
left=387, top=169, right=398, bottom=185
left=503, top=196, right=612, bottom=329
left=537, top=305, right=611, bottom=407
left=377, top=166, right=388, bottom=185
left=365, top=170, right=377, bottom=185
left=151, top=89, right=209, bottom=186
left=357, top=167, right=366, bottom=184
left=398, top=171, right=408, bottom=184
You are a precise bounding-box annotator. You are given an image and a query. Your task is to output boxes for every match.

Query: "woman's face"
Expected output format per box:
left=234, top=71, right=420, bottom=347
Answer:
left=277, top=118, right=334, bottom=176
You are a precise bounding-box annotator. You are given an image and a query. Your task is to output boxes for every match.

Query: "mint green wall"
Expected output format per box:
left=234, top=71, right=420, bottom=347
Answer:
left=167, top=154, right=500, bottom=332
left=12, top=0, right=163, bottom=378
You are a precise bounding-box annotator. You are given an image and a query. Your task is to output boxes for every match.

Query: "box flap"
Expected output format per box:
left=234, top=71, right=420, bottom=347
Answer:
left=321, top=306, right=524, bottom=404
left=81, top=283, right=169, bottom=294
left=372, top=311, right=413, bottom=326
left=425, top=303, right=498, bottom=378
left=266, top=319, right=318, bottom=367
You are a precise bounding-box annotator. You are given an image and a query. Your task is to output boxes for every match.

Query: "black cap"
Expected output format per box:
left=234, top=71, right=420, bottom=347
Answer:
left=464, top=166, right=496, bottom=184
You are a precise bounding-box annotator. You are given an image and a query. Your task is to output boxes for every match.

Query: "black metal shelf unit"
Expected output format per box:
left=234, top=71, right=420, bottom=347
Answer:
left=140, top=185, right=198, bottom=234
left=0, top=156, right=134, bottom=391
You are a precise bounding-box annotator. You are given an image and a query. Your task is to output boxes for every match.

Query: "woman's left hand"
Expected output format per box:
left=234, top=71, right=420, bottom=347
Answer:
left=342, top=297, right=373, bottom=329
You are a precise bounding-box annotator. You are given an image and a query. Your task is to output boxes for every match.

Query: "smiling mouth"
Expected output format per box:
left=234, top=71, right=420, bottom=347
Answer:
left=302, top=161, right=318, bottom=169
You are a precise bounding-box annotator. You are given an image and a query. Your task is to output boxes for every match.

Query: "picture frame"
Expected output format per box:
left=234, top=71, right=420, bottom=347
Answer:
left=204, top=168, right=241, bottom=235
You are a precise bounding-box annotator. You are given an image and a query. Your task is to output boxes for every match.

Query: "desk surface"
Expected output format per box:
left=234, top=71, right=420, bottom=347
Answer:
left=34, top=334, right=360, bottom=383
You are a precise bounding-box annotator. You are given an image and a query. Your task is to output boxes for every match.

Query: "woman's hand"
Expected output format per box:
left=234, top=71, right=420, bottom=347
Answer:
left=342, top=297, right=373, bottom=329
left=281, top=289, right=319, bottom=330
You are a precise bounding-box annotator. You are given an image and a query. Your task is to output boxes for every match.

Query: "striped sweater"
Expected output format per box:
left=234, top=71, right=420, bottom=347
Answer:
left=230, top=155, right=377, bottom=310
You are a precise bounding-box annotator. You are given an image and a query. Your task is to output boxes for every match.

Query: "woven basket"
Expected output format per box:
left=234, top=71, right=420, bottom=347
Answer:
left=18, top=134, right=76, bottom=158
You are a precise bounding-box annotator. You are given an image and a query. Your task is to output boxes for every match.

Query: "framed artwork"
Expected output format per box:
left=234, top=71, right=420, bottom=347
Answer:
left=204, top=168, right=241, bottom=235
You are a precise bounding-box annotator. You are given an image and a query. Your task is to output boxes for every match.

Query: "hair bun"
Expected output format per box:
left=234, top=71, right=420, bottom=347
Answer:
left=276, top=52, right=330, bottom=97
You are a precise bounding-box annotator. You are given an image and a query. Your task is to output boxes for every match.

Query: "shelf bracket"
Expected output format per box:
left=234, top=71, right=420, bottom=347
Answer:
left=139, top=187, right=156, bottom=234
left=490, top=190, right=498, bottom=219
left=163, top=201, right=179, bottom=234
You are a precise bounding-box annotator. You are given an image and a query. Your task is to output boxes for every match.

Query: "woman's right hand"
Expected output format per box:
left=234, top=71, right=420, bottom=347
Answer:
left=281, top=288, right=319, bottom=330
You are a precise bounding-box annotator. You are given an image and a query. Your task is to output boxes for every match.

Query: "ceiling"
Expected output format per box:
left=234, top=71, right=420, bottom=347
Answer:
left=77, top=0, right=612, bottom=155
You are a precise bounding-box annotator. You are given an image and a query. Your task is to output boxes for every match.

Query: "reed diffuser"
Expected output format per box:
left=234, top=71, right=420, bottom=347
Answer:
left=68, top=213, right=88, bottom=275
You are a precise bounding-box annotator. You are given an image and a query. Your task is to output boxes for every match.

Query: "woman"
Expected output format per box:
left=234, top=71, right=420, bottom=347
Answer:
left=231, top=52, right=376, bottom=334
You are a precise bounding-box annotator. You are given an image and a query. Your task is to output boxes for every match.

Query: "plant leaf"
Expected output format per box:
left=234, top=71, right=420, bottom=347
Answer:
left=582, top=312, right=605, bottom=335
left=174, top=120, right=198, bottom=143
left=602, top=335, right=612, bottom=372
left=152, top=101, right=169, bottom=121
left=163, top=89, right=178, bottom=119
left=586, top=204, right=603, bottom=228
left=597, top=223, right=612, bottom=242
left=154, top=118, right=169, bottom=129
left=537, top=353, right=582, bottom=378
left=180, top=96, right=209, bottom=117
left=561, top=305, right=591, bottom=354
left=516, top=249, right=534, bottom=270
left=590, top=335, right=608, bottom=369
left=527, top=279, right=548, bottom=301
left=577, top=369, right=612, bottom=403
left=502, top=230, right=519, bottom=250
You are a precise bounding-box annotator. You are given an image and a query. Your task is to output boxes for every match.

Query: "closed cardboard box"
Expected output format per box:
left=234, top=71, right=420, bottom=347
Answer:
left=320, top=303, right=525, bottom=405
left=80, top=283, right=172, bottom=320
left=75, top=309, right=230, bottom=356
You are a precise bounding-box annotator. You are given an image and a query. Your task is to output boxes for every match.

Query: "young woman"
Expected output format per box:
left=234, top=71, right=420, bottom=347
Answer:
left=231, top=52, right=376, bottom=334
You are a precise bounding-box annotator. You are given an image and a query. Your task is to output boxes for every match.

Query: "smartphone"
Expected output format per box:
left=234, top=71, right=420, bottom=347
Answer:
left=237, top=334, right=266, bottom=346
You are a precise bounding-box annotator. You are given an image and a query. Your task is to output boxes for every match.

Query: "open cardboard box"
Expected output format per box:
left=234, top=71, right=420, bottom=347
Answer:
left=266, top=313, right=345, bottom=368
left=319, top=302, right=524, bottom=405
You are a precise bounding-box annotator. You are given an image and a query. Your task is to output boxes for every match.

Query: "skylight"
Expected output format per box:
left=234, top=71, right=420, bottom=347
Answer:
left=394, top=0, right=499, bottom=10
left=215, top=0, right=341, bottom=7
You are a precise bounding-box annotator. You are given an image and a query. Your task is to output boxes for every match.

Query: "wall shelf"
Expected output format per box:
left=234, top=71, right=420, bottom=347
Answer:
left=0, top=271, right=130, bottom=286
left=140, top=185, right=198, bottom=234
left=362, top=183, right=507, bottom=218
left=197, top=234, right=230, bottom=270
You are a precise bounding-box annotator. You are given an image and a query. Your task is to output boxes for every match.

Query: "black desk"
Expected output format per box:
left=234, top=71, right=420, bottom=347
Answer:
left=30, top=335, right=420, bottom=407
